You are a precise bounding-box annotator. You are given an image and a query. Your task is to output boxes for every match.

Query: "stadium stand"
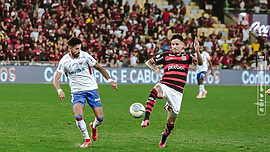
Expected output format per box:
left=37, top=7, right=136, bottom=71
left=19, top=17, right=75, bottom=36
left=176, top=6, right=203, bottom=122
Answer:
left=0, top=0, right=269, bottom=69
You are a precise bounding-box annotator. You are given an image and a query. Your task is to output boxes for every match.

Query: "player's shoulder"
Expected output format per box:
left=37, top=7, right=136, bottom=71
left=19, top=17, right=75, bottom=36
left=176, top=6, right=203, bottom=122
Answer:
left=80, top=50, right=97, bottom=63
left=80, top=50, right=87, bottom=56
left=59, top=53, right=70, bottom=62
left=162, top=50, right=173, bottom=56
left=80, top=50, right=92, bottom=58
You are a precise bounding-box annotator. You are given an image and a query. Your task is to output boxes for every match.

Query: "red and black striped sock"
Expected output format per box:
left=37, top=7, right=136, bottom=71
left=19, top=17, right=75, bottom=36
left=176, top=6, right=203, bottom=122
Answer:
left=165, top=123, right=174, bottom=136
left=144, top=88, right=157, bottom=120
left=161, top=123, right=175, bottom=144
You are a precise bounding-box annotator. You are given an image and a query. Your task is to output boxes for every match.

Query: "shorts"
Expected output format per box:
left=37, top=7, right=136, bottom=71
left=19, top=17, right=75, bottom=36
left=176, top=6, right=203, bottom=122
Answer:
left=155, top=83, right=183, bottom=114
left=197, top=71, right=207, bottom=82
left=71, top=89, right=102, bottom=108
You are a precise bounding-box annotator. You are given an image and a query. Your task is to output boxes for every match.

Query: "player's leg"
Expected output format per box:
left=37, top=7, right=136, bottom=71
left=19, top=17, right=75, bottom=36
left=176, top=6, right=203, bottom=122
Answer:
left=159, top=86, right=182, bottom=148
left=141, top=83, right=164, bottom=127
left=159, top=107, right=177, bottom=148
left=196, top=72, right=202, bottom=98
left=86, top=89, right=103, bottom=141
left=197, top=72, right=207, bottom=98
left=200, top=72, right=207, bottom=98
left=90, top=107, right=104, bottom=141
left=72, top=101, right=91, bottom=147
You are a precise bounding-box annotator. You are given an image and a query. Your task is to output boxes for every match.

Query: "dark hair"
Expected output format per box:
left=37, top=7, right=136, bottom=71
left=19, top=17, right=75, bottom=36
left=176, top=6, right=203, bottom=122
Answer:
left=67, top=37, right=82, bottom=47
left=170, top=34, right=183, bottom=41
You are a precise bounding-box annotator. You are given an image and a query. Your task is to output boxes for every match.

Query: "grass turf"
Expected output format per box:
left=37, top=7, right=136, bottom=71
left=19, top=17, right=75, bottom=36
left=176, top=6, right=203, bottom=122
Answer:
left=0, top=84, right=269, bottom=151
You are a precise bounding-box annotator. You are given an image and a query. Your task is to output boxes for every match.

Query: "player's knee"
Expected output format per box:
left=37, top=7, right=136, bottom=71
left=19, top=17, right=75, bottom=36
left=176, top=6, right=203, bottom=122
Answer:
left=167, top=111, right=177, bottom=122
left=154, top=86, right=164, bottom=99
left=97, top=116, right=104, bottom=122
left=75, top=115, right=83, bottom=121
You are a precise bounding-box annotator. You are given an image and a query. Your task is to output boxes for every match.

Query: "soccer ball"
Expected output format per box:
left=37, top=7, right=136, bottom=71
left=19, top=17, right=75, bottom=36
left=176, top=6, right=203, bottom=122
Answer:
left=129, top=103, right=145, bottom=118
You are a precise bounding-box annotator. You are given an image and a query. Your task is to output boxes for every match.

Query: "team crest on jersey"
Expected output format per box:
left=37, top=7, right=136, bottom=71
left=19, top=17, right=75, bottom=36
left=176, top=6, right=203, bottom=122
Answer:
left=181, top=56, right=187, bottom=61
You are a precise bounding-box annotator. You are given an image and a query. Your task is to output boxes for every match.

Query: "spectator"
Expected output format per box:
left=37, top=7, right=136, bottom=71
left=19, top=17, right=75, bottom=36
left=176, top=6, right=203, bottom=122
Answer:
left=130, top=52, right=138, bottom=67
left=162, top=8, right=170, bottom=26
left=203, top=37, right=213, bottom=53
left=242, top=25, right=250, bottom=45
left=251, top=39, right=260, bottom=54
left=121, top=52, right=130, bottom=67
left=205, top=0, right=213, bottom=15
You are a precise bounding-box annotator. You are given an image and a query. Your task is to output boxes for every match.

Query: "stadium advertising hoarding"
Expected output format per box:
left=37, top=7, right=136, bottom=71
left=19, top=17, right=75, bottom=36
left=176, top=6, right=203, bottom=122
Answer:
left=0, top=66, right=270, bottom=85
left=232, top=12, right=270, bottom=41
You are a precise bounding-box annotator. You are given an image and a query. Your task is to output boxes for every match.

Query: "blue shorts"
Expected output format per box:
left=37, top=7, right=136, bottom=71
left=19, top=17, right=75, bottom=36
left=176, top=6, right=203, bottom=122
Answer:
left=197, top=71, right=207, bottom=82
left=71, top=89, right=102, bottom=108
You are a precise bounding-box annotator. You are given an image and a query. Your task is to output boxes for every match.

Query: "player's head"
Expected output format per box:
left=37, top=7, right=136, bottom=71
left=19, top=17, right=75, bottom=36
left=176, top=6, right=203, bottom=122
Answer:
left=170, top=34, right=184, bottom=53
left=68, top=37, right=82, bottom=58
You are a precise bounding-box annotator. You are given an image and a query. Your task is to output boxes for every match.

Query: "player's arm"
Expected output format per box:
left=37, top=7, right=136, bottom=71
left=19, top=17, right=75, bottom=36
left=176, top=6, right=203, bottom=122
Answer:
left=145, top=59, right=161, bottom=74
left=192, top=62, right=197, bottom=71
left=53, top=71, right=65, bottom=101
left=94, top=63, right=118, bottom=91
left=207, top=57, right=214, bottom=75
left=194, top=37, right=203, bottom=65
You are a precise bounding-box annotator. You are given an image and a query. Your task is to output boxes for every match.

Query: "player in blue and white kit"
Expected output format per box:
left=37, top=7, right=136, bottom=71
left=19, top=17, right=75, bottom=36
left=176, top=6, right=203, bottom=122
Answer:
left=53, top=37, right=118, bottom=148
left=194, top=46, right=213, bottom=98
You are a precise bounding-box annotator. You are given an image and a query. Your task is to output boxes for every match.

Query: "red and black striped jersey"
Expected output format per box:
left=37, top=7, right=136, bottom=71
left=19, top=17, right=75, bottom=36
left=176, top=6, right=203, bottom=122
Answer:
left=151, top=51, right=195, bottom=93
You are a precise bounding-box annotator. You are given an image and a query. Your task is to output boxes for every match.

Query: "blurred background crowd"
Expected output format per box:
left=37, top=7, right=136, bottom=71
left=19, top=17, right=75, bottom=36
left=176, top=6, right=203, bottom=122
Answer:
left=0, top=0, right=269, bottom=69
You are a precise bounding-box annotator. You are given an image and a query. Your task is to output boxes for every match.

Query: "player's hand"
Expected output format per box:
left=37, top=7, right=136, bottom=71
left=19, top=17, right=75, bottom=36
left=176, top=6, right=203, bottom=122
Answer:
left=194, top=37, right=199, bottom=51
left=110, top=81, right=118, bottom=91
left=210, top=71, right=214, bottom=76
left=154, top=68, right=161, bottom=74
left=58, top=91, right=65, bottom=101
left=266, top=89, right=270, bottom=95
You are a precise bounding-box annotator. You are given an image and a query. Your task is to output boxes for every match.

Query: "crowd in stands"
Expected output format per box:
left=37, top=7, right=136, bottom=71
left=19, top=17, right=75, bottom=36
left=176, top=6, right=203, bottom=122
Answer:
left=227, top=0, right=270, bottom=13
left=0, top=0, right=269, bottom=70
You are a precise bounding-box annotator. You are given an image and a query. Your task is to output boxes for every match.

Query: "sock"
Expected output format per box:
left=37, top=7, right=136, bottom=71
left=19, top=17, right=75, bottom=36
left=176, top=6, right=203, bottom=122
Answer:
left=199, top=85, right=204, bottom=95
left=93, top=116, right=104, bottom=129
left=144, top=88, right=157, bottom=120
left=75, top=115, right=90, bottom=140
left=165, top=123, right=174, bottom=136
left=201, top=85, right=205, bottom=92
left=161, top=123, right=175, bottom=144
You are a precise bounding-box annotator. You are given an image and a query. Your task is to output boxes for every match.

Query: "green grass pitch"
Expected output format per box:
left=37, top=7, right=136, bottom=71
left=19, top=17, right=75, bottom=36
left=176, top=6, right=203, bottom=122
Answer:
left=0, top=84, right=269, bottom=151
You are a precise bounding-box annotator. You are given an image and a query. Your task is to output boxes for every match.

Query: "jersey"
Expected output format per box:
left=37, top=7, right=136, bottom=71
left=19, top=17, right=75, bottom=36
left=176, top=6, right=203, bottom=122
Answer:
left=196, top=51, right=210, bottom=73
left=151, top=51, right=195, bottom=93
left=57, top=50, right=98, bottom=93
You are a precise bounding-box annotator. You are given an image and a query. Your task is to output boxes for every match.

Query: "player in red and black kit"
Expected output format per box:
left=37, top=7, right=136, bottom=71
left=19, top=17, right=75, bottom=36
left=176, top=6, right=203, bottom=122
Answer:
left=141, top=34, right=203, bottom=148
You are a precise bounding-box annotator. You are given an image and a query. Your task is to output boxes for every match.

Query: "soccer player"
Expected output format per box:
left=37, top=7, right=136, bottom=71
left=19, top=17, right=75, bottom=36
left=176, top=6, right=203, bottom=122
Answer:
left=53, top=37, right=118, bottom=148
left=140, top=34, right=203, bottom=148
left=194, top=46, right=213, bottom=98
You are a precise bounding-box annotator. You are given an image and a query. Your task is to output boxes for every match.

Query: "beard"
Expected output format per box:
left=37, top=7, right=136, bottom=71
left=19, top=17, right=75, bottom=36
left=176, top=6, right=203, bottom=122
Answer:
left=71, top=52, right=79, bottom=58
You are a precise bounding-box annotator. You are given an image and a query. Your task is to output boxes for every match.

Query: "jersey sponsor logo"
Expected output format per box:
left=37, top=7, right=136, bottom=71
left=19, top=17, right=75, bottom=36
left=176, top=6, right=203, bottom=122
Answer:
left=167, top=64, right=185, bottom=71
left=181, top=56, right=187, bottom=61
left=69, top=67, right=86, bottom=75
